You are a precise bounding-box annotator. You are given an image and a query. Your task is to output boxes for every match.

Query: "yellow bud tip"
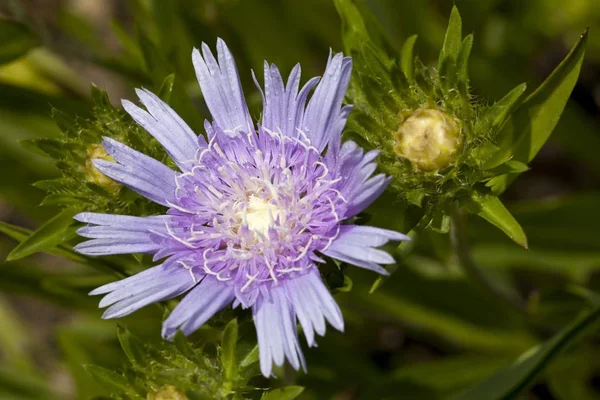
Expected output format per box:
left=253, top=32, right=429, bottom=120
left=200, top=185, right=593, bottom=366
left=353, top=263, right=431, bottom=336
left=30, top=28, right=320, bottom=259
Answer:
left=147, top=385, right=188, bottom=400
left=393, top=108, right=462, bottom=171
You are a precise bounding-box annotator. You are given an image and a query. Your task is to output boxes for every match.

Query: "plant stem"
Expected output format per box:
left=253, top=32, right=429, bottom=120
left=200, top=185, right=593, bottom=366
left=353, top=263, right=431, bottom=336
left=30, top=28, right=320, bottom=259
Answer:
left=451, top=209, right=528, bottom=314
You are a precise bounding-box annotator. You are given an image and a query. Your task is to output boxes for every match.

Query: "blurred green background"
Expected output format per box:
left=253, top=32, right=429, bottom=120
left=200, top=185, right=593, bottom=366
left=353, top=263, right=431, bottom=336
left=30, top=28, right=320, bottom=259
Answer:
left=1, top=0, right=600, bottom=399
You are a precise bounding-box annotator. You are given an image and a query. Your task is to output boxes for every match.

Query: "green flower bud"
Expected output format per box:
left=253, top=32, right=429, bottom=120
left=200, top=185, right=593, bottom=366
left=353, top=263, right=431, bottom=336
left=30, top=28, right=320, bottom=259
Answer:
left=147, top=385, right=188, bottom=400
left=393, top=108, right=462, bottom=171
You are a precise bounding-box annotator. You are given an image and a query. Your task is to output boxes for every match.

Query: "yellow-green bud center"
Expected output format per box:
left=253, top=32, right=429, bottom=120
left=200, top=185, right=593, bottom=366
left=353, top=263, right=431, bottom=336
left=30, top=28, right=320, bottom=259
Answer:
left=147, top=385, right=188, bottom=400
left=393, top=108, right=462, bottom=171
left=85, top=144, right=121, bottom=193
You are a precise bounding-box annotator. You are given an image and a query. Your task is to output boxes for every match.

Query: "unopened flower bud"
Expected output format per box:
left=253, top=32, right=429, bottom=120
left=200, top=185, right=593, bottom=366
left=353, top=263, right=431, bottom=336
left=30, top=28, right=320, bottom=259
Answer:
left=393, top=108, right=462, bottom=171
left=85, top=144, right=120, bottom=193
left=147, top=385, right=188, bottom=400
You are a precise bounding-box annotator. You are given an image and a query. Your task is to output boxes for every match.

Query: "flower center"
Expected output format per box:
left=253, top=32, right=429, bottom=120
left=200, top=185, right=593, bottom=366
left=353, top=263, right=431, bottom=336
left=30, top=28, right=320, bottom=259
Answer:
left=244, top=195, right=282, bottom=238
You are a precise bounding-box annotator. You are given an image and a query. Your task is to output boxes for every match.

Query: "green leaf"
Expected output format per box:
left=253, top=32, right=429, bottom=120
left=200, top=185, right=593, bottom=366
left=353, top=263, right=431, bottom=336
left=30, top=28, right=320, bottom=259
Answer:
left=334, top=0, right=369, bottom=53
left=464, top=192, right=528, bottom=248
left=487, top=160, right=530, bottom=176
left=0, top=19, right=39, bottom=65
left=6, top=208, right=79, bottom=261
left=173, top=330, right=199, bottom=362
left=450, top=304, right=600, bottom=400
left=117, top=325, right=146, bottom=366
left=438, top=6, right=462, bottom=72
left=484, top=83, right=528, bottom=134
left=240, top=345, right=259, bottom=369
left=221, top=318, right=238, bottom=382
left=400, top=34, right=418, bottom=81
left=456, top=34, right=473, bottom=95
left=83, top=365, right=130, bottom=392
left=261, top=386, right=305, bottom=400
left=157, top=73, right=175, bottom=103
left=486, top=29, right=588, bottom=170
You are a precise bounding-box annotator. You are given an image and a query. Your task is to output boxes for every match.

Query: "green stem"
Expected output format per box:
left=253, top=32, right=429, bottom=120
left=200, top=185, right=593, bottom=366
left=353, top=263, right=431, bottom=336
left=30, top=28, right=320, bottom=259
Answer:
left=451, top=209, right=528, bottom=315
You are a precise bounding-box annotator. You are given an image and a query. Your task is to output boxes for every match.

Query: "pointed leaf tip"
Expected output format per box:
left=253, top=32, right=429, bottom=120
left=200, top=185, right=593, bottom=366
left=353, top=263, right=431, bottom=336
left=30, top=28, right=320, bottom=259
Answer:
left=400, top=35, right=418, bottom=81
left=6, top=208, right=79, bottom=261
left=438, top=6, right=463, bottom=70
left=465, top=193, right=528, bottom=248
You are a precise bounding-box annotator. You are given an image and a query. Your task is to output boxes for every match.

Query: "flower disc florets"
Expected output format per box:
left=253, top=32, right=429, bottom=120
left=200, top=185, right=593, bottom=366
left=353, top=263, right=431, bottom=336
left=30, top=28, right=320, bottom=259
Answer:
left=166, top=125, right=348, bottom=304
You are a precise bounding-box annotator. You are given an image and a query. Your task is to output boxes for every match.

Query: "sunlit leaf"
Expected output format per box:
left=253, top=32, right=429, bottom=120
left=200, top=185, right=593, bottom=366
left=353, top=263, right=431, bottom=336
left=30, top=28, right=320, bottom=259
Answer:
left=464, top=192, right=528, bottom=248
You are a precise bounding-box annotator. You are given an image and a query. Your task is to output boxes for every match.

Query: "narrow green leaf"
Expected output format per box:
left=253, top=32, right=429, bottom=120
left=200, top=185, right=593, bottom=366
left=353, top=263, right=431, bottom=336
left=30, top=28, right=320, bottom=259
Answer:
left=116, top=325, right=146, bottom=366
left=174, top=330, right=199, bottom=362
left=487, top=160, right=530, bottom=176
left=0, top=220, right=88, bottom=263
left=221, top=318, right=238, bottom=382
left=438, top=6, right=462, bottom=72
left=261, top=386, right=305, bottom=400
left=487, top=30, right=588, bottom=170
left=157, top=73, right=175, bottom=103
left=240, top=345, right=259, bottom=369
left=6, top=208, right=78, bottom=261
left=90, top=83, right=111, bottom=107
left=0, top=220, right=31, bottom=243
left=400, top=34, right=418, bottom=81
left=485, top=83, right=528, bottom=133
left=0, top=19, right=39, bottom=65
left=450, top=304, right=600, bottom=400
left=333, top=0, right=369, bottom=53
left=83, top=365, right=130, bottom=392
left=464, top=192, right=528, bottom=248
left=456, top=34, right=473, bottom=95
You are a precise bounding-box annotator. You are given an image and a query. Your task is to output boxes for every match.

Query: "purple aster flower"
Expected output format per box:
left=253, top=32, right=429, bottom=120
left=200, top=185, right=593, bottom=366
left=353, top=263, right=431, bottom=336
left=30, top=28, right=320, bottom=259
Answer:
left=75, top=39, right=408, bottom=377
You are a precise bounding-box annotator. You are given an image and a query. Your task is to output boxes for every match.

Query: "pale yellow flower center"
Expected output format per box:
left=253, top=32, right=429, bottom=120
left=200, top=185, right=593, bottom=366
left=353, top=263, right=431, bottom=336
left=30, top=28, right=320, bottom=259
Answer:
left=244, top=195, right=283, bottom=237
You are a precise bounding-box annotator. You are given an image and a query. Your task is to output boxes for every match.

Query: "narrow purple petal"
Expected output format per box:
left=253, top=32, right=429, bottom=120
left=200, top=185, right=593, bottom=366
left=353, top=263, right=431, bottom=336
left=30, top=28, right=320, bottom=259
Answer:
left=162, top=278, right=235, bottom=339
left=303, top=272, right=344, bottom=332
left=122, top=90, right=199, bottom=169
left=302, top=52, right=352, bottom=150
left=74, top=213, right=167, bottom=256
left=287, top=271, right=341, bottom=347
left=334, top=225, right=410, bottom=247
left=90, top=265, right=196, bottom=319
left=345, top=174, right=392, bottom=218
left=192, top=39, right=253, bottom=137
left=275, top=288, right=305, bottom=371
left=323, top=225, right=405, bottom=276
left=92, top=157, right=176, bottom=207
left=253, top=288, right=306, bottom=377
